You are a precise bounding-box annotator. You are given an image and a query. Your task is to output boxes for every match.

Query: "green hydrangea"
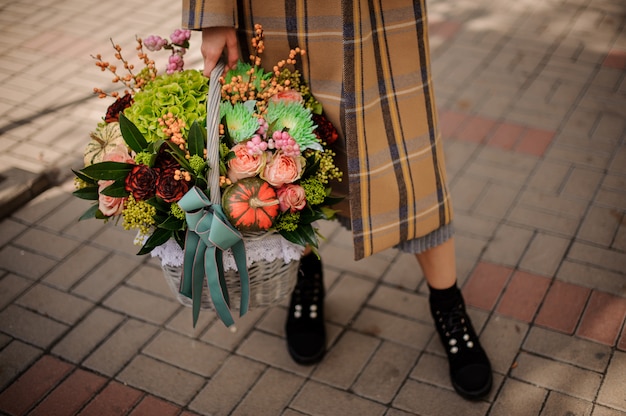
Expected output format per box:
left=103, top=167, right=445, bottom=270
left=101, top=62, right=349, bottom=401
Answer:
left=188, top=154, right=206, bottom=175
left=124, top=69, right=208, bottom=142
left=134, top=151, right=153, bottom=166
left=170, top=202, right=186, bottom=220
left=265, top=101, right=322, bottom=151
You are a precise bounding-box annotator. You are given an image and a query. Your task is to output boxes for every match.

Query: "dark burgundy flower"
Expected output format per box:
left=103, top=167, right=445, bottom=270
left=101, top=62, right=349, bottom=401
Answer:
left=155, top=167, right=190, bottom=202
left=125, top=164, right=158, bottom=200
left=105, top=94, right=134, bottom=123
left=154, top=145, right=179, bottom=170
left=312, top=113, right=339, bottom=145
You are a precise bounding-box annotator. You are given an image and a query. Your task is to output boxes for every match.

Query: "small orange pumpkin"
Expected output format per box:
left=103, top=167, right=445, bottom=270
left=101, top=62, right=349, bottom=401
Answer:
left=222, top=177, right=280, bottom=232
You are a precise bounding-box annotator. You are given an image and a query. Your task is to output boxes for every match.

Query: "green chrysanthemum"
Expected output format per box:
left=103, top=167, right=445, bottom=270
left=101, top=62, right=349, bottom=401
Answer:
left=124, top=69, right=208, bottom=142
left=265, top=101, right=322, bottom=151
left=220, top=102, right=259, bottom=143
left=188, top=154, right=207, bottom=175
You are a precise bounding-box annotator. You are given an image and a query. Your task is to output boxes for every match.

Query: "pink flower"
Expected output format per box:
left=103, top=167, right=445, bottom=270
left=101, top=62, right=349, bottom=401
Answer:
left=261, top=151, right=304, bottom=187
left=228, top=143, right=266, bottom=183
left=166, top=53, right=185, bottom=74
left=98, top=180, right=125, bottom=217
left=277, top=184, right=307, bottom=213
left=143, top=35, right=167, bottom=51
left=270, top=90, right=303, bottom=104
left=102, top=144, right=134, bottom=164
left=170, top=29, right=191, bottom=45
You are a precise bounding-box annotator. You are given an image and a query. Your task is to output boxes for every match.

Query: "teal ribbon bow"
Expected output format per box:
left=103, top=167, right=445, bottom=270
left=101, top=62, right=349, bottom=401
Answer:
left=178, top=186, right=250, bottom=327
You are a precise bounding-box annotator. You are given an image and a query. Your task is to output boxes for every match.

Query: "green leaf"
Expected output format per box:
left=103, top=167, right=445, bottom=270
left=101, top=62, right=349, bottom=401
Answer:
left=72, top=169, right=97, bottom=185
left=73, top=186, right=99, bottom=200
left=80, top=161, right=134, bottom=181
left=146, top=196, right=171, bottom=213
left=188, top=120, right=206, bottom=157
left=279, top=224, right=319, bottom=249
left=137, top=228, right=172, bottom=255
left=100, top=180, right=129, bottom=197
left=158, top=215, right=185, bottom=231
left=78, top=204, right=100, bottom=220
left=119, top=113, right=148, bottom=153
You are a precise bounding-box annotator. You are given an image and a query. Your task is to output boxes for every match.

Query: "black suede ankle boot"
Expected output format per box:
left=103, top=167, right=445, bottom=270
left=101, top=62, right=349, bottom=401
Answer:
left=285, top=253, right=326, bottom=365
left=429, top=285, right=492, bottom=400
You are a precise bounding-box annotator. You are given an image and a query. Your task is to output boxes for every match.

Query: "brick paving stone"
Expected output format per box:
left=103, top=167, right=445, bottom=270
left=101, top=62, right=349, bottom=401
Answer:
left=509, top=204, right=582, bottom=236
left=393, top=379, right=489, bottom=416
left=189, top=355, right=266, bottom=416
left=597, top=351, right=626, bottom=411
left=527, top=160, right=571, bottom=193
left=541, top=391, right=593, bottom=416
left=117, top=354, right=206, bottom=406
left=201, top=307, right=265, bottom=351
left=0, top=355, right=73, bottom=416
left=496, top=270, right=551, bottom=323
left=83, top=318, right=158, bottom=377
left=411, top=352, right=451, bottom=391
left=519, top=233, right=570, bottom=278
left=473, top=183, right=520, bottom=220
left=592, top=406, right=626, bottom=416
left=557, top=261, right=626, bottom=297
left=103, top=285, right=179, bottom=325
left=320, top=243, right=392, bottom=280
left=0, top=219, right=27, bottom=247
left=0, top=273, right=31, bottom=310
left=325, top=274, right=377, bottom=326
left=367, top=284, right=430, bottom=321
left=0, top=340, right=42, bottom=390
left=578, top=205, right=622, bottom=247
left=457, top=115, right=496, bottom=144
left=0, top=244, right=57, bottom=280
left=232, top=368, right=304, bottom=416
left=452, top=212, right=499, bottom=240
left=128, top=395, right=181, bottom=416
left=52, top=306, right=124, bottom=364
left=71, top=253, right=139, bottom=302
left=291, top=381, right=386, bottom=416
left=352, top=341, right=417, bottom=404
left=311, top=330, right=379, bottom=389
left=10, top=187, right=70, bottom=224
left=523, top=327, right=611, bottom=373
left=125, top=263, right=175, bottom=299
left=381, top=251, right=424, bottom=289
left=455, top=234, right=488, bottom=265
left=29, top=368, right=107, bottom=416
left=577, top=291, right=626, bottom=346
left=143, top=330, right=229, bottom=378
left=42, top=244, right=109, bottom=291
left=13, top=227, right=81, bottom=260
left=164, top=306, right=213, bottom=339
left=237, top=330, right=314, bottom=376
left=619, top=329, right=626, bottom=352
left=450, top=175, right=486, bottom=211
left=482, top=224, right=534, bottom=268
left=16, top=282, right=93, bottom=325
left=352, top=307, right=434, bottom=350
left=462, top=262, right=513, bottom=311
left=515, top=128, right=555, bottom=157
left=90, top=225, right=146, bottom=254
left=78, top=381, right=143, bottom=416
left=0, top=304, right=68, bottom=348
left=511, top=352, right=602, bottom=400
left=487, top=122, right=525, bottom=150
left=568, top=242, right=626, bottom=276
left=481, top=316, right=529, bottom=375
left=489, top=378, right=546, bottom=416
left=535, top=281, right=591, bottom=334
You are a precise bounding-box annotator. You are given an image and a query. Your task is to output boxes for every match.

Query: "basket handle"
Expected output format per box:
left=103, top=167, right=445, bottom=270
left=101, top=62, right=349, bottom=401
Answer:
left=206, top=61, right=225, bottom=205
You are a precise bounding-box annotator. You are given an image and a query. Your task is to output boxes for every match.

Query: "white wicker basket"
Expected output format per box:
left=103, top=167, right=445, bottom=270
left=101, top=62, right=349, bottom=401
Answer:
left=160, top=61, right=299, bottom=314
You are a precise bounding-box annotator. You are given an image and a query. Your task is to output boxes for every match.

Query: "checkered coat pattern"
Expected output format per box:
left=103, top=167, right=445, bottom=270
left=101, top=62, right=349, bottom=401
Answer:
left=182, top=0, right=453, bottom=260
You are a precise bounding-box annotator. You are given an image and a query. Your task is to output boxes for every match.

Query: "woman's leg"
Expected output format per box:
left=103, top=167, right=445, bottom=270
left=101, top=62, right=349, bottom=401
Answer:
left=416, top=237, right=493, bottom=400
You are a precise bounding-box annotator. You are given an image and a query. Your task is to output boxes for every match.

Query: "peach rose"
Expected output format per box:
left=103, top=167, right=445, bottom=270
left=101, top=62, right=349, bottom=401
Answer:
left=98, top=180, right=125, bottom=217
left=228, top=143, right=267, bottom=183
left=277, top=184, right=306, bottom=213
left=270, top=89, right=303, bottom=103
left=261, top=151, right=304, bottom=187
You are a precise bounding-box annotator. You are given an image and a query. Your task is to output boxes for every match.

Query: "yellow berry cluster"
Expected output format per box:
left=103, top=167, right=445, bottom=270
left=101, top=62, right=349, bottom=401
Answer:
left=122, top=195, right=156, bottom=235
left=174, top=169, right=192, bottom=182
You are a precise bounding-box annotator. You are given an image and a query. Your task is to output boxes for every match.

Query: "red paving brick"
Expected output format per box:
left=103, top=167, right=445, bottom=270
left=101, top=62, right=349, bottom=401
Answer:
left=535, top=281, right=591, bottom=334
left=618, top=329, right=626, bottom=352
left=514, top=128, right=555, bottom=157
left=457, top=115, right=496, bottom=143
left=430, top=20, right=462, bottom=40
left=462, top=262, right=513, bottom=311
left=602, top=48, right=626, bottom=69
left=496, top=271, right=551, bottom=323
left=438, top=110, right=468, bottom=139
left=129, top=395, right=181, bottom=416
left=30, top=369, right=107, bottom=416
left=577, top=291, right=626, bottom=346
left=487, top=122, right=525, bottom=150
left=0, top=355, right=74, bottom=416
left=78, top=381, right=143, bottom=416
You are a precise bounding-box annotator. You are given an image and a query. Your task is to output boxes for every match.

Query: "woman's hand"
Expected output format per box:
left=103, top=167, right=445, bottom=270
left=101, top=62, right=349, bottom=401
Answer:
left=201, top=26, right=239, bottom=77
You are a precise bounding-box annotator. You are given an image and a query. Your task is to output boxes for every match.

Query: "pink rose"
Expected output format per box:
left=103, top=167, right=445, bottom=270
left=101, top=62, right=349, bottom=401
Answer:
left=261, top=151, right=304, bottom=187
left=227, top=143, right=266, bottom=183
left=103, top=144, right=134, bottom=164
left=277, top=184, right=306, bottom=213
left=270, top=89, right=303, bottom=103
left=98, top=180, right=125, bottom=217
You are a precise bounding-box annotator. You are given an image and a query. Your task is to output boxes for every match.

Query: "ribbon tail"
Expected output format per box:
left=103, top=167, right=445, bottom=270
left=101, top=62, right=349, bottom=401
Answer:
left=191, top=241, right=207, bottom=328
left=205, top=247, right=235, bottom=327
left=180, top=230, right=199, bottom=298
left=232, top=240, right=250, bottom=316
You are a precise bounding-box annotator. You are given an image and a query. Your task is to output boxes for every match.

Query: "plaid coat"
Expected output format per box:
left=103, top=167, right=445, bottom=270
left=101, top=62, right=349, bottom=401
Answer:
left=182, top=0, right=453, bottom=260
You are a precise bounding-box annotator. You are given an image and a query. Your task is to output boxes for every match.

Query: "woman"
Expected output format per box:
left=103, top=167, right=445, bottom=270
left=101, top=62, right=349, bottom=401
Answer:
left=182, top=0, right=492, bottom=400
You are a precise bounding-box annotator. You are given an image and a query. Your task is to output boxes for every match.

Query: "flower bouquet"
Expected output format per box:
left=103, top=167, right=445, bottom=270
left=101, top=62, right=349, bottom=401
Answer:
left=73, top=26, right=342, bottom=326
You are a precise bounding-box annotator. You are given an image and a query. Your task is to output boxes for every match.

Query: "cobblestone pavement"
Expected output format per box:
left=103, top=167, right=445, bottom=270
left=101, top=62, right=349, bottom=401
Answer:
left=0, top=0, right=625, bottom=415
